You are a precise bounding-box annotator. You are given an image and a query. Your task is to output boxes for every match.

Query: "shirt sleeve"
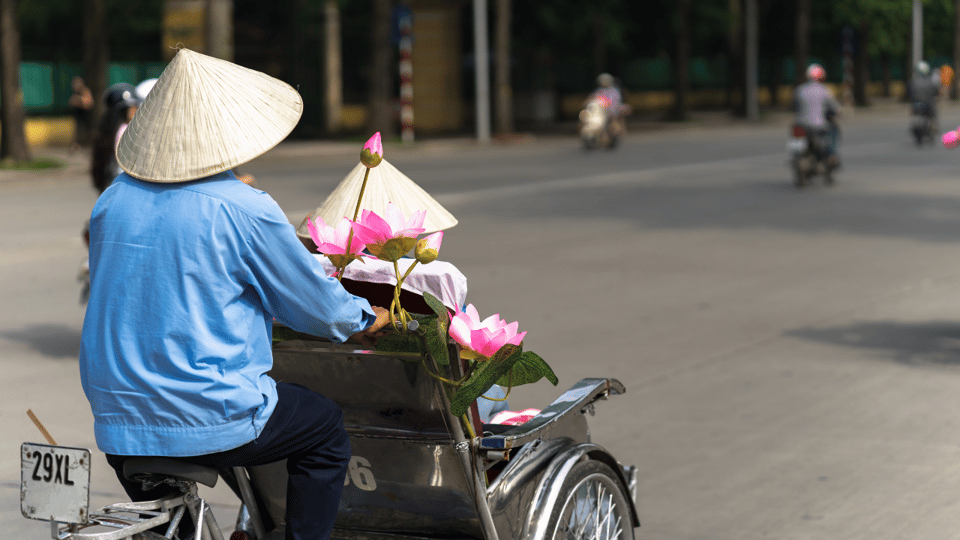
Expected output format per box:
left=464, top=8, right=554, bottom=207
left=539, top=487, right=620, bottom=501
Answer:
left=238, top=196, right=376, bottom=342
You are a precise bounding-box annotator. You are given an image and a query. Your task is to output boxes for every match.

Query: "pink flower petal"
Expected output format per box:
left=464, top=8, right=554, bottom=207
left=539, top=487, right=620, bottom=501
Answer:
left=480, top=313, right=504, bottom=331
left=471, top=328, right=497, bottom=357
left=405, top=209, right=427, bottom=232
left=482, top=328, right=511, bottom=355
left=422, top=231, right=443, bottom=250
left=307, top=217, right=323, bottom=248
left=464, top=304, right=482, bottom=326
left=384, top=203, right=406, bottom=232
left=506, top=331, right=526, bottom=346
left=363, top=132, right=383, bottom=156
left=449, top=314, right=474, bottom=348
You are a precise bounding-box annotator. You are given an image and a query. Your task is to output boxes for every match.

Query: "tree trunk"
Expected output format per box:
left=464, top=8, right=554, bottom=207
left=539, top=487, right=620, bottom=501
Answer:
left=204, top=0, right=234, bottom=60
left=592, top=5, right=606, bottom=75
left=368, top=0, right=394, bottom=136
left=728, top=0, right=745, bottom=115
left=769, top=57, right=782, bottom=107
left=324, top=0, right=343, bottom=133
left=853, top=21, right=870, bottom=106
left=880, top=54, right=891, bottom=97
left=671, top=0, right=691, bottom=120
left=0, top=0, right=29, bottom=162
left=793, top=0, right=810, bottom=86
left=83, top=0, right=107, bottom=130
left=952, top=0, right=960, bottom=99
left=494, top=0, right=512, bottom=134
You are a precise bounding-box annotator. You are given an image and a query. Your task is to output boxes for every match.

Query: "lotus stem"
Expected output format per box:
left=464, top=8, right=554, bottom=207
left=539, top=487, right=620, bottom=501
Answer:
left=479, top=371, right=513, bottom=402
left=352, top=168, right=371, bottom=222
left=400, top=259, right=419, bottom=283
left=461, top=414, right=477, bottom=439
left=388, top=298, right=398, bottom=330
left=419, top=358, right=468, bottom=387
left=392, top=260, right=411, bottom=330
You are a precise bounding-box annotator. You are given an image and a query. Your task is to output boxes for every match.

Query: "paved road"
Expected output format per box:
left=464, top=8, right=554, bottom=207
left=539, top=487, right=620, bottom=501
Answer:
left=4, top=102, right=960, bottom=539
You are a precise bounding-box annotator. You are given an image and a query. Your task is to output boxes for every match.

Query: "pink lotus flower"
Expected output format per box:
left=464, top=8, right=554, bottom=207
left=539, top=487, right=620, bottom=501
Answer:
left=360, top=132, right=383, bottom=168
left=415, top=231, right=443, bottom=264
left=351, top=202, right=426, bottom=262
left=943, top=129, right=960, bottom=149
left=307, top=216, right=366, bottom=270
left=449, top=304, right=527, bottom=361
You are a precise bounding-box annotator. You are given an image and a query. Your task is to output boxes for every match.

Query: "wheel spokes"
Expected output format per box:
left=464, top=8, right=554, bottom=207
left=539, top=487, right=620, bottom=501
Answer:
left=559, top=476, right=625, bottom=540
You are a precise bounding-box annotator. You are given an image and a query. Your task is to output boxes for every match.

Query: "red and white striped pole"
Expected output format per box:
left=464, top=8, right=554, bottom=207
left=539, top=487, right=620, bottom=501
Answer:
left=399, top=8, right=414, bottom=143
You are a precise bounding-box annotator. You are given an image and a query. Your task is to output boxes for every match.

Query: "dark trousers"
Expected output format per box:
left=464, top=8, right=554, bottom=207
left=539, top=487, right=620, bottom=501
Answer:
left=106, top=382, right=351, bottom=540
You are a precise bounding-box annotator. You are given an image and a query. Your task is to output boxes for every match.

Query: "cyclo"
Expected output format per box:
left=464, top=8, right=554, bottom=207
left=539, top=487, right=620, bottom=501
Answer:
left=22, top=276, right=639, bottom=540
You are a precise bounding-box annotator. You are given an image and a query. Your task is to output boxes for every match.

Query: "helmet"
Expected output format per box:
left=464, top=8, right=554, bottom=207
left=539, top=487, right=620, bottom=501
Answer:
left=917, top=61, right=930, bottom=76
left=806, top=64, right=826, bottom=82
left=597, top=73, right=614, bottom=88
left=135, top=78, right=158, bottom=100
left=102, top=83, right=140, bottom=110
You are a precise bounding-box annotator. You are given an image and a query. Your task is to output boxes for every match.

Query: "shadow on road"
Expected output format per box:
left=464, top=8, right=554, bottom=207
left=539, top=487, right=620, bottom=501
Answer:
left=1, top=324, right=81, bottom=359
left=785, top=320, right=960, bottom=367
left=465, top=180, right=960, bottom=243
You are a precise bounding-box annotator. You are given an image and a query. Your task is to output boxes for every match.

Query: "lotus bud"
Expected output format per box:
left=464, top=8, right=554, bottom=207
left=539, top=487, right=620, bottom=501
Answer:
left=360, top=132, right=383, bottom=168
left=943, top=129, right=960, bottom=149
left=415, top=231, right=443, bottom=264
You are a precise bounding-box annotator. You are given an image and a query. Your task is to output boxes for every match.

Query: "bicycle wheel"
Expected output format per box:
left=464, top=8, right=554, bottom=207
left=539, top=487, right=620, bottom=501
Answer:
left=546, top=460, right=635, bottom=540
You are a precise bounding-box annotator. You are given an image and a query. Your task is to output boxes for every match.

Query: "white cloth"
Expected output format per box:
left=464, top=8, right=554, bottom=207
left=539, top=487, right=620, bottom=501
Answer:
left=315, top=255, right=467, bottom=312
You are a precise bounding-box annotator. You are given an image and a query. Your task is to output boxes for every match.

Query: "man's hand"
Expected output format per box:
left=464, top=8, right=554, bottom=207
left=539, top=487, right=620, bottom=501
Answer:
left=349, top=306, right=391, bottom=346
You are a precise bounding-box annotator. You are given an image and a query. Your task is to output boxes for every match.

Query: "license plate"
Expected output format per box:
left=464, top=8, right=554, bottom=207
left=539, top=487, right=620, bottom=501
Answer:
left=787, top=138, right=807, bottom=153
left=21, top=443, right=91, bottom=524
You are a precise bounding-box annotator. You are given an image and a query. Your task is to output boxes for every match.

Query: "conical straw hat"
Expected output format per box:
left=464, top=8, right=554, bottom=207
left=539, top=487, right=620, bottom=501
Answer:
left=117, top=48, right=303, bottom=183
left=297, top=158, right=458, bottom=240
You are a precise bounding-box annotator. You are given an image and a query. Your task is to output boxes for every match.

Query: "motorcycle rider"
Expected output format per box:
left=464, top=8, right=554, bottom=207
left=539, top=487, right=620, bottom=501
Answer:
left=908, top=60, right=939, bottom=137
left=80, top=48, right=389, bottom=540
left=583, top=73, right=627, bottom=145
left=90, top=83, right=141, bottom=194
left=793, top=63, right=842, bottom=168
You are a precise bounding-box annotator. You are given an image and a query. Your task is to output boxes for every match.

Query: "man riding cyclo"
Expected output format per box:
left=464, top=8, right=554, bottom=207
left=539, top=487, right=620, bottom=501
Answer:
left=793, top=63, right=842, bottom=169
left=79, top=48, right=390, bottom=540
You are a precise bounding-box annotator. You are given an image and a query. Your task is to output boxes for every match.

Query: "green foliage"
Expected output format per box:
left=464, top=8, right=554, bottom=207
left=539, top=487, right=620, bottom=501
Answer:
left=271, top=326, right=304, bottom=343
left=832, top=0, right=934, bottom=58
left=421, top=293, right=450, bottom=365
left=19, top=0, right=162, bottom=61
left=496, top=351, right=558, bottom=388
left=373, top=331, right=422, bottom=358
left=424, top=317, right=450, bottom=366
left=449, top=345, right=524, bottom=417
left=422, top=292, right=448, bottom=320
left=0, top=157, right=63, bottom=170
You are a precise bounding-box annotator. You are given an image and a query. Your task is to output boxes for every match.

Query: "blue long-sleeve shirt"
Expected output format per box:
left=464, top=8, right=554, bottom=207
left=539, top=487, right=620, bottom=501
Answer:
left=79, top=170, right=375, bottom=456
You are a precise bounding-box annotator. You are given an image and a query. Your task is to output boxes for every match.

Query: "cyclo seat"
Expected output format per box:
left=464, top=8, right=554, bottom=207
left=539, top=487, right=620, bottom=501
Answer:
left=123, top=457, right=219, bottom=488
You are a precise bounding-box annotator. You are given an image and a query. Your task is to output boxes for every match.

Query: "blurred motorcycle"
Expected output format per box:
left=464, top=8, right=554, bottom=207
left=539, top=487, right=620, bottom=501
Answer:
left=910, top=102, right=937, bottom=146
left=579, top=96, right=623, bottom=150
left=788, top=122, right=838, bottom=188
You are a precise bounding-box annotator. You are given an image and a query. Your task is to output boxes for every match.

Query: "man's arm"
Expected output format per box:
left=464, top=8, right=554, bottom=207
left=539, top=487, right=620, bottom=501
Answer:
left=239, top=198, right=379, bottom=342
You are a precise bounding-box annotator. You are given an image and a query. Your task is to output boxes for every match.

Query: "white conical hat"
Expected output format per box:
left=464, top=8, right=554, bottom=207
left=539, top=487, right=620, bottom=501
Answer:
left=117, top=48, right=303, bottom=183
left=297, top=158, right=458, bottom=240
